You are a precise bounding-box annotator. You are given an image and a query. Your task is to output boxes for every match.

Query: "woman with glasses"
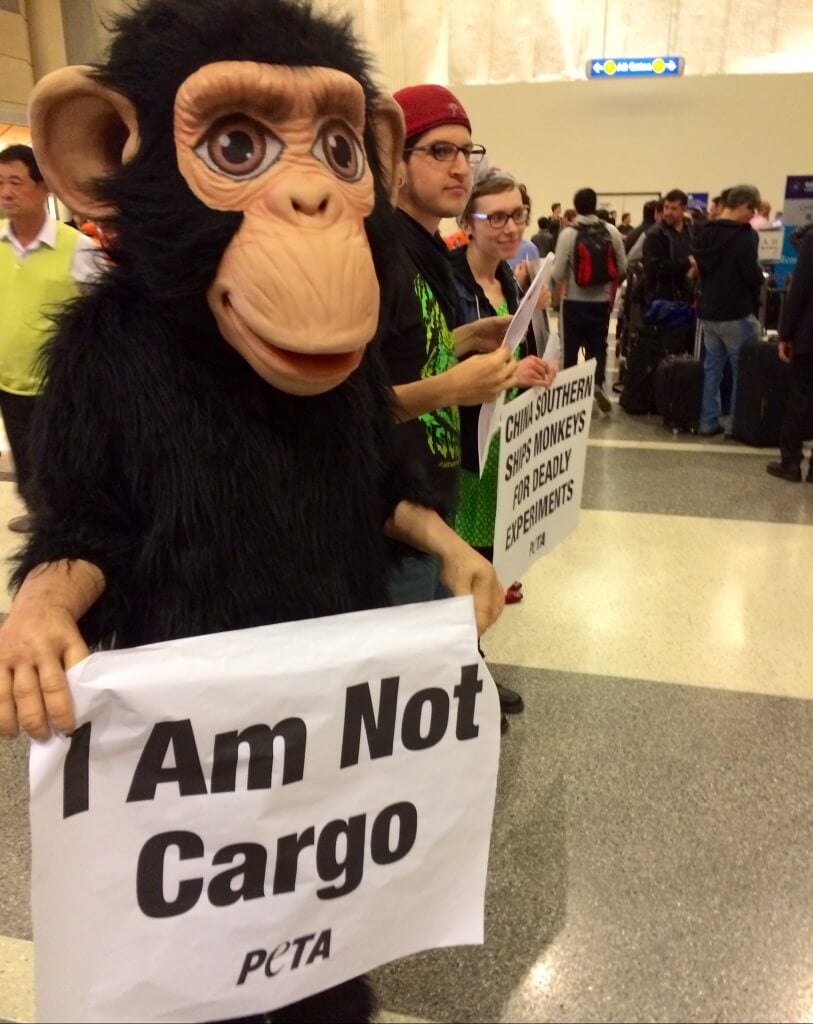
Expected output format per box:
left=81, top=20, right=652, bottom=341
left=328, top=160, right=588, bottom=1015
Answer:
left=450, top=169, right=555, bottom=617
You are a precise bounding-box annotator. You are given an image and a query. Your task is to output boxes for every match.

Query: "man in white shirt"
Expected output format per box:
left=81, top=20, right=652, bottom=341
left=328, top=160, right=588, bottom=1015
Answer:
left=0, top=145, right=102, bottom=532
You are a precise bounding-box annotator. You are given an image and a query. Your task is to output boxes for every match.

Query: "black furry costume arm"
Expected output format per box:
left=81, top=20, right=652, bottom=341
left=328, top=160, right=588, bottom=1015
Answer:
left=13, top=277, right=439, bottom=650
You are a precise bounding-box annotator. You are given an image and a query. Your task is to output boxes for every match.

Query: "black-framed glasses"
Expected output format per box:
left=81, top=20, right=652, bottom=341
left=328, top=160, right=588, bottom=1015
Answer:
left=404, top=142, right=486, bottom=164
left=470, top=206, right=530, bottom=229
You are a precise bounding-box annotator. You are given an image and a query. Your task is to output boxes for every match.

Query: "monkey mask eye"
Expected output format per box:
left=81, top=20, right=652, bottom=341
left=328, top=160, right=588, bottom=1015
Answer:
left=312, top=119, right=364, bottom=182
left=195, top=116, right=284, bottom=180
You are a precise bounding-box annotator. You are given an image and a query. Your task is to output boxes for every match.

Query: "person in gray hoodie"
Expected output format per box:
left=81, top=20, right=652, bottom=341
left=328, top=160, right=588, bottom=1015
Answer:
left=692, top=184, right=764, bottom=436
left=552, top=187, right=627, bottom=413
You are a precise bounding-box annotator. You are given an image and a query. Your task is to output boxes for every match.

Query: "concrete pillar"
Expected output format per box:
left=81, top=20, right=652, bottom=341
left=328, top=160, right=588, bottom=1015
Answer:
left=25, top=0, right=67, bottom=81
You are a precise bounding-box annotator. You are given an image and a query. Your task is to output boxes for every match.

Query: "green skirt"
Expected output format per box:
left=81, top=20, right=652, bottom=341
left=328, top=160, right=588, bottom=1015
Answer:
left=455, top=433, right=501, bottom=548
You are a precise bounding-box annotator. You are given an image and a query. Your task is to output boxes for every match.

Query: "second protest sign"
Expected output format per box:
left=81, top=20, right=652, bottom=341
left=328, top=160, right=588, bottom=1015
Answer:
left=493, top=361, right=595, bottom=586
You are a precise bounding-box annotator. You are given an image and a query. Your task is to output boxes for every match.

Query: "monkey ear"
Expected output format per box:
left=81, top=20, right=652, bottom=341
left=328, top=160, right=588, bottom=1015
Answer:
left=371, top=95, right=405, bottom=206
left=29, top=66, right=140, bottom=219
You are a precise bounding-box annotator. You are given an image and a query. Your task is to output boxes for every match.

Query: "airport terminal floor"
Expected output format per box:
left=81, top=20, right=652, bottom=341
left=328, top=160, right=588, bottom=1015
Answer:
left=0, top=352, right=811, bottom=1024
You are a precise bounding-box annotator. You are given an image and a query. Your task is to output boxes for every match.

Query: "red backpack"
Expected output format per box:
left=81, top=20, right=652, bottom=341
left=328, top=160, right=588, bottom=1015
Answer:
left=573, top=221, right=618, bottom=287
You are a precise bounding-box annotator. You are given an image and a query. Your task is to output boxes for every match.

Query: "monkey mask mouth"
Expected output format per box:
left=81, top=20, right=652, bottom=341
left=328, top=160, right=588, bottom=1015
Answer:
left=212, top=287, right=368, bottom=397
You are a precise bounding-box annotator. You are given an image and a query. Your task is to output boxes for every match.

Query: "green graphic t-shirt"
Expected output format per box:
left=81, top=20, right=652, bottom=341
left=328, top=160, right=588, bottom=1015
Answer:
left=382, top=264, right=461, bottom=513
left=414, top=273, right=461, bottom=470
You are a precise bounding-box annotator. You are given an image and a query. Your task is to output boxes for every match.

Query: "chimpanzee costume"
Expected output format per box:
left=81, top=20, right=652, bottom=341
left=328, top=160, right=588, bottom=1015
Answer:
left=9, top=0, right=462, bottom=1020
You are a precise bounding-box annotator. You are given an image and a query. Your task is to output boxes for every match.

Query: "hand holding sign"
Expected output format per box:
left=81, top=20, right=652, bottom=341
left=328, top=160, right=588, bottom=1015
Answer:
left=29, top=600, right=500, bottom=1024
left=451, top=346, right=518, bottom=407
left=438, top=535, right=506, bottom=632
left=453, top=314, right=514, bottom=356
left=0, top=559, right=100, bottom=740
left=517, top=356, right=556, bottom=389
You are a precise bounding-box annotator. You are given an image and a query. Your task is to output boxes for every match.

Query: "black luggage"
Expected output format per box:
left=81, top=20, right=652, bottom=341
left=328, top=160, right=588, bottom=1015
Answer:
left=620, top=321, right=690, bottom=414
left=655, top=355, right=702, bottom=432
left=620, top=325, right=663, bottom=414
left=731, top=340, right=789, bottom=446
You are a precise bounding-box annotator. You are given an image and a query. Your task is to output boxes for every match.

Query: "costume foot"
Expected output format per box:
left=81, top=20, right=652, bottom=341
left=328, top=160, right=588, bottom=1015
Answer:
left=7, top=514, right=32, bottom=533
left=497, top=682, right=524, bottom=714
left=766, top=460, right=802, bottom=482
left=505, top=581, right=524, bottom=604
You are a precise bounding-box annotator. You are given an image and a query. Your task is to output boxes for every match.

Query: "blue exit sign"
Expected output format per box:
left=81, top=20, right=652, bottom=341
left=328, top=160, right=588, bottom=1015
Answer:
left=588, top=57, right=684, bottom=78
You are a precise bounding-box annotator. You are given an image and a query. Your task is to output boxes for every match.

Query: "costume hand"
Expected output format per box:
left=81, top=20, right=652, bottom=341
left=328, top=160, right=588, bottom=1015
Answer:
left=517, top=355, right=557, bottom=388
left=778, top=340, right=793, bottom=364
left=439, top=541, right=505, bottom=635
left=0, top=599, right=87, bottom=740
left=451, top=346, right=518, bottom=405
left=454, top=315, right=513, bottom=356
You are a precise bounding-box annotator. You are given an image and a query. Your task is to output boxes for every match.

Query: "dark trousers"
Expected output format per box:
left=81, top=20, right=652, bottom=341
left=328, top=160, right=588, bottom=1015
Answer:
left=0, top=389, right=38, bottom=502
left=561, top=299, right=611, bottom=388
left=780, top=352, right=813, bottom=464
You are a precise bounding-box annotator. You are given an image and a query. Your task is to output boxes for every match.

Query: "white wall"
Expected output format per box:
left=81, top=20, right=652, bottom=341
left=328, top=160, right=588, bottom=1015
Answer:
left=0, top=7, right=33, bottom=123
left=452, top=73, right=813, bottom=221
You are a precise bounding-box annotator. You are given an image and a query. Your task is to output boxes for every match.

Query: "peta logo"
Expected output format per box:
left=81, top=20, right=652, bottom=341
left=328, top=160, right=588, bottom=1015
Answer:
left=237, top=930, right=332, bottom=985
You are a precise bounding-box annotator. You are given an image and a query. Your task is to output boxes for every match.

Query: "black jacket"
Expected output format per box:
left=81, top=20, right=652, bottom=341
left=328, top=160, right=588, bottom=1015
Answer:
left=643, top=221, right=694, bottom=304
left=449, top=247, right=530, bottom=473
left=780, top=226, right=813, bottom=355
left=692, top=219, right=763, bottom=320
left=378, top=211, right=462, bottom=513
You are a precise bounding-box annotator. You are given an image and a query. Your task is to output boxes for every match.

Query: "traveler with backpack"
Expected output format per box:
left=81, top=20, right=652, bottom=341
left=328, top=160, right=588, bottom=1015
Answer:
left=552, top=187, right=627, bottom=412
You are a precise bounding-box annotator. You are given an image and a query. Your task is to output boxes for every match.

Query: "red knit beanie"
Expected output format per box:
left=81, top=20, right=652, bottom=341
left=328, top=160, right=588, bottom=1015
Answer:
left=393, top=84, right=472, bottom=144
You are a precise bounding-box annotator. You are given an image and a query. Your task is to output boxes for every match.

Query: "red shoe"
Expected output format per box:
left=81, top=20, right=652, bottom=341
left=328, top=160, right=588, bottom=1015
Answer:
left=505, top=582, right=524, bottom=604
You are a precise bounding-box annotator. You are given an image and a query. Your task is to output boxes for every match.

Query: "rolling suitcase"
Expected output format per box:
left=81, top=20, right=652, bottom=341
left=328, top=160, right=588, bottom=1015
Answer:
left=620, top=321, right=690, bottom=414
left=620, top=324, right=664, bottom=414
left=655, top=355, right=702, bottom=433
left=731, top=340, right=789, bottom=446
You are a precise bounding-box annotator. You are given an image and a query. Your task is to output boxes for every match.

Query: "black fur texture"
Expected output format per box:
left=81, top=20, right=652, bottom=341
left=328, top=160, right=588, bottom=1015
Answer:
left=13, top=1, right=437, bottom=1020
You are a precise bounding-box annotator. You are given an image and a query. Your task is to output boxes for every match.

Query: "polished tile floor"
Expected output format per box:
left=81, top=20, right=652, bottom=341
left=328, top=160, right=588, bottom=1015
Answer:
left=0, top=366, right=811, bottom=1023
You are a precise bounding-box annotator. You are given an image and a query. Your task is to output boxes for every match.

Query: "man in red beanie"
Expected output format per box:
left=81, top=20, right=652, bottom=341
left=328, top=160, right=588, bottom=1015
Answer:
left=382, top=84, right=524, bottom=723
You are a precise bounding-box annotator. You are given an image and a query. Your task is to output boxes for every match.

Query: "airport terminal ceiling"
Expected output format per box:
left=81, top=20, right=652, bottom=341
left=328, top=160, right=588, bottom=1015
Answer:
left=310, top=0, right=813, bottom=87
left=57, top=0, right=813, bottom=87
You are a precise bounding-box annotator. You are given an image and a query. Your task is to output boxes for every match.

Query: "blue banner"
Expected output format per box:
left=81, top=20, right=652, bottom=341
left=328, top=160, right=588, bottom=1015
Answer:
left=587, top=57, right=683, bottom=79
left=774, top=175, right=813, bottom=286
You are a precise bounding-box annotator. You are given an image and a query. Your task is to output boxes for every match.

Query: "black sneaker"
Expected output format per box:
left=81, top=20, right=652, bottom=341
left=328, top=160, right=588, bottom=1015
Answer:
left=766, top=460, right=802, bottom=482
left=497, top=682, right=524, bottom=714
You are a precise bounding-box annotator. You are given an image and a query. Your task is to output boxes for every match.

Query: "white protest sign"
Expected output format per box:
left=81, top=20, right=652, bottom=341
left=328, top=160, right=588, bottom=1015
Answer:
left=757, top=228, right=783, bottom=262
left=541, top=328, right=561, bottom=366
left=493, top=361, right=595, bottom=587
left=30, top=598, right=500, bottom=1024
left=477, top=261, right=548, bottom=474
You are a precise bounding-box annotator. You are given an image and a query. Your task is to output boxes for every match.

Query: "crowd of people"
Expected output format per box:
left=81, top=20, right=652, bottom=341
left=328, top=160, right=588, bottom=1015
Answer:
left=1, top=80, right=812, bottom=748
left=0, top=0, right=811, bottom=1012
